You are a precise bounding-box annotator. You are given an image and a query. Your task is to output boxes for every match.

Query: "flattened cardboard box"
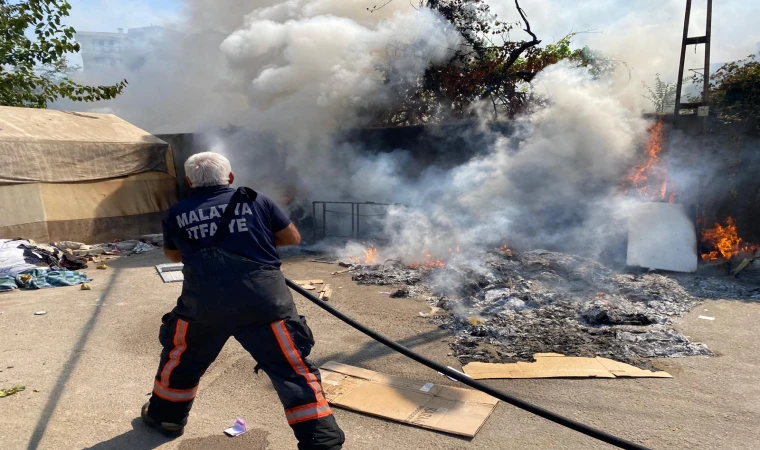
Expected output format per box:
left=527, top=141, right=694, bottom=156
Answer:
left=462, top=353, right=672, bottom=379
left=319, top=361, right=498, bottom=437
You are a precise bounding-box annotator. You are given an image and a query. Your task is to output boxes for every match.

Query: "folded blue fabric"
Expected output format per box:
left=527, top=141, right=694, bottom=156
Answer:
left=16, top=268, right=92, bottom=290
left=0, top=275, right=17, bottom=292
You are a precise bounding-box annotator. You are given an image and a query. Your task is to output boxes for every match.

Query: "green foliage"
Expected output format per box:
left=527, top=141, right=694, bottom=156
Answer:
left=642, top=73, right=676, bottom=115
left=708, top=52, right=760, bottom=126
left=373, top=1, right=620, bottom=126
left=0, top=0, right=127, bottom=108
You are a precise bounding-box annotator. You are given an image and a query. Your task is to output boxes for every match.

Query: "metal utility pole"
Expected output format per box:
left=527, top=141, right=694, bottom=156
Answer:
left=673, top=0, right=713, bottom=128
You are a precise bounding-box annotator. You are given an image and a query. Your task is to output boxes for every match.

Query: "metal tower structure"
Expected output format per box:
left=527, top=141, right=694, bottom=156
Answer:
left=673, top=0, right=713, bottom=126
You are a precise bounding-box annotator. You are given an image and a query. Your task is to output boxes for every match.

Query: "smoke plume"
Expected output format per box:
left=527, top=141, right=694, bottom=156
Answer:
left=55, top=0, right=759, bottom=263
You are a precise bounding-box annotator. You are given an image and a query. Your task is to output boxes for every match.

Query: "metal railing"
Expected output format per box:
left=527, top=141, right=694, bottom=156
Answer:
left=311, top=201, right=402, bottom=239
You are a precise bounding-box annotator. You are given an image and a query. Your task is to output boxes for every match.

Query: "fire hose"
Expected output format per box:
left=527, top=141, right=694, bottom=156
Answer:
left=285, top=278, right=652, bottom=450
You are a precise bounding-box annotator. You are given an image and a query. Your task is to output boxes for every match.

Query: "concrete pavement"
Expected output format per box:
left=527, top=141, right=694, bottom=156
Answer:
left=1, top=252, right=759, bottom=449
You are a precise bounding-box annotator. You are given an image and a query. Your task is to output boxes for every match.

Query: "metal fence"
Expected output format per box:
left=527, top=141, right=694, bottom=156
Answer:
left=311, top=201, right=402, bottom=239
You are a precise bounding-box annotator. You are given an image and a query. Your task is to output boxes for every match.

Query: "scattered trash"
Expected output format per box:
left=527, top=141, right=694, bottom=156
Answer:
left=55, top=241, right=84, bottom=250
left=466, top=316, right=485, bottom=326
left=114, top=240, right=140, bottom=252
left=0, top=385, right=25, bottom=398
left=73, top=247, right=105, bottom=257
left=97, top=264, right=108, bottom=270
left=419, top=306, right=445, bottom=318
left=35, top=311, right=47, bottom=316
left=390, top=288, right=409, bottom=298
left=331, top=268, right=355, bottom=275
left=318, top=284, right=333, bottom=301
left=379, top=291, right=391, bottom=295
left=132, top=242, right=157, bottom=254
left=156, top=263, right=184, bottom=283
left=224, top=417, right=248, bottom=437
left=731, top=258, right=751, bottom=277
left=33, top=389, right=40, bottom=393
left=320, top=361, right=498, bottom=437
left=15, top=269, right=92, bottom=290
left=698, top=316, right=716, bottom=321
left=308, top=259, right=338, bottom=264
left=461, top=353, right=672, bottom=379
left=294, top=279, right=324, bottom=286
left=140, top=234, right=164, bottom=246
left=81, top=283, right=92, bottom=291
left=353, top=249, right=721, bottom=365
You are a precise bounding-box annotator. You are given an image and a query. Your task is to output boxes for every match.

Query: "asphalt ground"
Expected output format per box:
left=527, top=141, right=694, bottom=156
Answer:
left=1, top=251, right=758, bottom=449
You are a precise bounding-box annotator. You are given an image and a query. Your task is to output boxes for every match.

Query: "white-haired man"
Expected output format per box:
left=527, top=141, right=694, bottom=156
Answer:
left=141, top=152, right=344, bottom=449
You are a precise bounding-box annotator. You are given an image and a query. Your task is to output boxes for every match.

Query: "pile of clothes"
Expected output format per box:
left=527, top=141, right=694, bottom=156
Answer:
left=0, top=239, right=91, bottom=292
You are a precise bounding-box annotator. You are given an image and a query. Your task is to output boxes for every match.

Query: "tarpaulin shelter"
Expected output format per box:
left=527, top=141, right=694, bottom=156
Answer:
left=0, top=106, right=177, bottom=243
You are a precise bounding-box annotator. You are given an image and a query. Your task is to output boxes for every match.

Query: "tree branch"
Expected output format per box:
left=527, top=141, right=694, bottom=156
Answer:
left=515, top=0, right=538, bottom=42
left=500, top=1, right=541, bottom=75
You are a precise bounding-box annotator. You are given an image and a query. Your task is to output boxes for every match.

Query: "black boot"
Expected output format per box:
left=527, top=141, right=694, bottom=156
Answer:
left=141, top=402, right=185, bottom=438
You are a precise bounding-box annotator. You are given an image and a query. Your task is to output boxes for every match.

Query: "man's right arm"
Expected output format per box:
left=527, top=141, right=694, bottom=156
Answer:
left=162, top=211, right=183, bottom=262
left=266, top=195, right=301, bottom=247
left=274, top=223, right=301, bottom=247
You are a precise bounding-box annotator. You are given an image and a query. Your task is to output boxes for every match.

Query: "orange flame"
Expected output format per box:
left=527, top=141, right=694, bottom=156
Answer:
left=408, top=249, right=446, bottom=269
left=363, top=245, right=378, bottom=264
left=347, top=244, right=379, bottom=265
left=701, top=217, right=744, bottom=261
left=498, top=244, right=513, bottom=257
left=626, top=120, right=673, bottom=201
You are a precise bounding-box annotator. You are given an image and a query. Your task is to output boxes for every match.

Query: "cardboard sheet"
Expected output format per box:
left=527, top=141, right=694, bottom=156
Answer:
left=319, top=361, right=498, bottom=437
left=462, top=353, right=672, bottom=379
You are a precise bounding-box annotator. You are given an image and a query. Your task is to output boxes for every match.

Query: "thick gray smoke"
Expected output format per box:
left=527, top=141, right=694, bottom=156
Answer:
left=352, top=63, right=650, bottom=264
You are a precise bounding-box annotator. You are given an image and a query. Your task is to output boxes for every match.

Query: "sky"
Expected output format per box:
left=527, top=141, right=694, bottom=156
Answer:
left=54, top=0, right=759, bottom=132
left=67, top=0, right=182, bottom=30
left=63, top=0, right=760, bottom=79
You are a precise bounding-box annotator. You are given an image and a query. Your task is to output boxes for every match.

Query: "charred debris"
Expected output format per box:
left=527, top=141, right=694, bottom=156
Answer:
left=322, top=249, right=760, bottom=368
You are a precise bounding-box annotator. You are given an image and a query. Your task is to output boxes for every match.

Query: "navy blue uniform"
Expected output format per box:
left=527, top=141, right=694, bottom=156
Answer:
left=163, top=185, right=291, bottom=266
left=147, top=187, right=344, bottom=450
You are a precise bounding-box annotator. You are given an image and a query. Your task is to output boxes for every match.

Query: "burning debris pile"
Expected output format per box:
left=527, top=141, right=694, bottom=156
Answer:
left=701, top=217, right=758, bottom=262
left=341, top=248, right=730, bottom=366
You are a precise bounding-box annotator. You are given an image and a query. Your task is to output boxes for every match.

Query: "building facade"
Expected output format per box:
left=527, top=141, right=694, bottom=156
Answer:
left=75, top=26, right=177, bottom=72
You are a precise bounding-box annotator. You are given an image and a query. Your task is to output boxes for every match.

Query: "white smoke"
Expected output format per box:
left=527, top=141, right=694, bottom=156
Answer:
left=55, top=0, right=753, bottom=264
left=358, top=63, right=650, bottom=264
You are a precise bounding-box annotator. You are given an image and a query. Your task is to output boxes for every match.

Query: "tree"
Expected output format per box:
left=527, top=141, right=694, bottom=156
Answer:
left=370, top=0, right=617, bottom=126
left=642, top=73, right=676, bottom=115
left=0, top=0, right=127, bottom=108
left=707, top=52, right=760, bottom=128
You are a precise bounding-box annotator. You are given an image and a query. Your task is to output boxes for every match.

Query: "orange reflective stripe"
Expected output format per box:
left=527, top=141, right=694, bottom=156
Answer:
left=271, top=321, right=327, bottom=405
left=285, top=400, right=330, bottom=415
left=159, top=319, right=189, bottom=387
left=152, top=380, right=198, bottom=402
left=286, top=403, right=333, bottom=425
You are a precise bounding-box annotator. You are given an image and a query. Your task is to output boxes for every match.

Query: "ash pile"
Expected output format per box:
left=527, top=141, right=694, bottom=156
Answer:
left=348, top=249, right=731, bottom=366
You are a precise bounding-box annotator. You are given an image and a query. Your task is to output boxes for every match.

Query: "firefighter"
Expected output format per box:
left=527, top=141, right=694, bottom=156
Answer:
left=141, top=152, right=344, bottom=449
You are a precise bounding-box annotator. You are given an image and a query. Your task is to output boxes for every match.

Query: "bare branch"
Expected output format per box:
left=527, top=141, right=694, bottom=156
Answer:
left=514, top=0, right=538, bottom=43
left=499, top=1, right=541, bottom=74
left=368, top=0, right=394, bottom=13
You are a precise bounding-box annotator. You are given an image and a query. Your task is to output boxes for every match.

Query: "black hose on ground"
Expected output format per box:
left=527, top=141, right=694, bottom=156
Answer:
left=285, top=278, right=652, bottom=450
